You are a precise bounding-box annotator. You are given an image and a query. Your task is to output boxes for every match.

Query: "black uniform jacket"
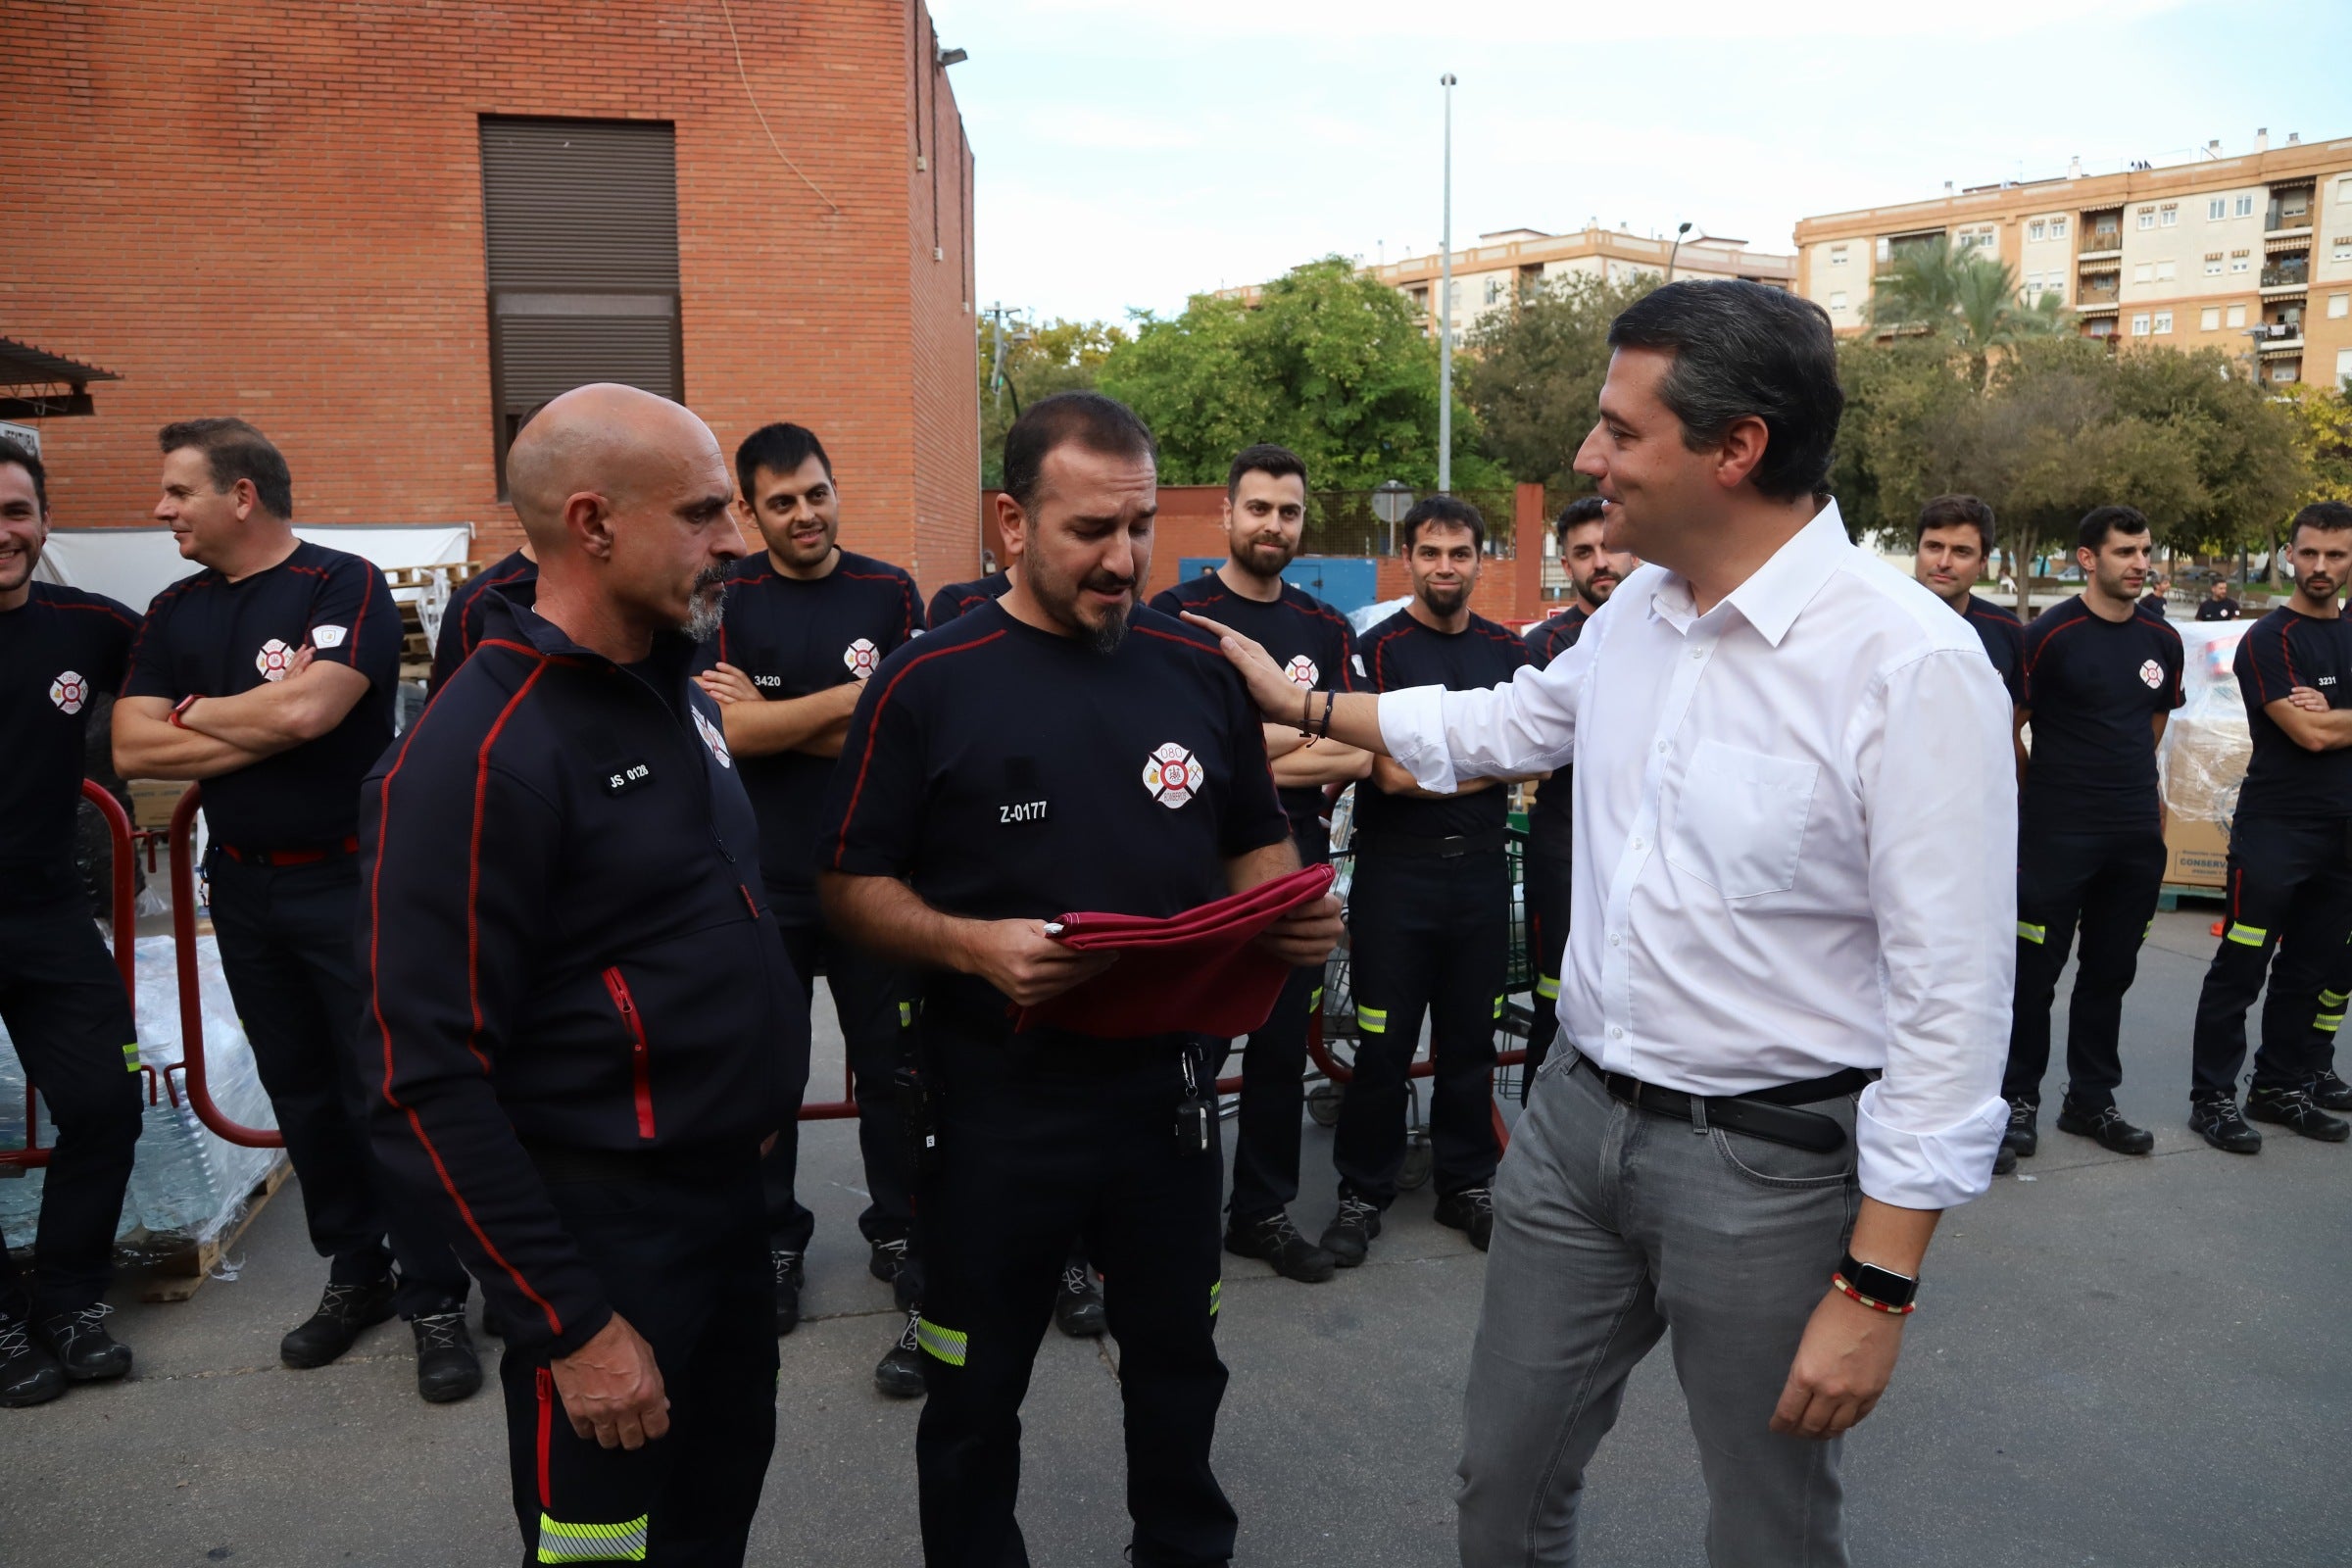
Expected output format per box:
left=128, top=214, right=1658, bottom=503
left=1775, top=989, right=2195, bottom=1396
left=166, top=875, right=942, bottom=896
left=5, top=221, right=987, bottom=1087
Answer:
left=360, top=587, right=802, bottom=1357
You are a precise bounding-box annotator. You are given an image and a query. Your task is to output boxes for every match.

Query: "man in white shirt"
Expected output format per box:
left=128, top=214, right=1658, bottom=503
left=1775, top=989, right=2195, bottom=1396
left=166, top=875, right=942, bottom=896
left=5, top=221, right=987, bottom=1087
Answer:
left=1188, top=280, right=2013, bottom=1566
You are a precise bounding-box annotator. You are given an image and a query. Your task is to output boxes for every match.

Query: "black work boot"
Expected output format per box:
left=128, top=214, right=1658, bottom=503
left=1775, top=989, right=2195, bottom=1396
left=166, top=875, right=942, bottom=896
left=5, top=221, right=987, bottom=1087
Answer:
left=410, top=1304, right=483, bottom=1403
left=1224, top=1210, right=1338, bottom=1284
left=0, top=1313, right=67, bottom=1408
left=1992, top=1142, right=2018, bottom=1176
left=875, top=1308, right=926, bottom=1399
left=771, top=1250, right=806, bottom=1337
left=2188, top=1093, right=2262, bottom=1154
left=1054, top=1260, right=1106, bottom=1338
left=1433, top=1186, right=1496, bottom=1251
left=2055, top=1099, right=2155, bottom=1155
left=2000, top=1096, right=2039, bottom=1159
left=280, top=1276, right=397, bottom=1369
left=1318, top=1194, right=1383, bottom=1268
left=38, top=1303, right=133, bottom=1383
left=2245, top=1085, right=2352, bottom=1143
left=868, top=1236, right=910, bottom=1289
left=2312, top=1067, right=2352, bottom=1111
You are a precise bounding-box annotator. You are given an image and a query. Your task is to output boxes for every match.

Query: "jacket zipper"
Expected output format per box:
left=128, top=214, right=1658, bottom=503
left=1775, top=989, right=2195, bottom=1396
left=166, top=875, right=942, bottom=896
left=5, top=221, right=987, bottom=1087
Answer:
left=534, top=1366, right=555, bottom=1508
left=602, top=966, right=655, bottom=1138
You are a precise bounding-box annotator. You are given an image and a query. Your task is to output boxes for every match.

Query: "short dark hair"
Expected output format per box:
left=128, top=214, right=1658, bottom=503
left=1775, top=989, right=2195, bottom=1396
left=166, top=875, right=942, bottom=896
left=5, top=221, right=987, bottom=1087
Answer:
left=2077, top=505, right=2149, bottom=553
left=2291, top=500, right=2352, bottom=545
left=158, top=417, right=293, bottom=519
left=0, top=438, right=45, bottom=514
left=1226, top=442, right=1307, bottom=498
left=1605, top=280, right=1843, bottom=503
left=1917, top=494, right=1995, bottom=552
left=1001, top=392, right=1157, bottom=514
left=1553, top=495, right=1606, bottom=549
left=734, top=422, right=832, bottom=500
left=1401, top=495, right=1486, bottom=554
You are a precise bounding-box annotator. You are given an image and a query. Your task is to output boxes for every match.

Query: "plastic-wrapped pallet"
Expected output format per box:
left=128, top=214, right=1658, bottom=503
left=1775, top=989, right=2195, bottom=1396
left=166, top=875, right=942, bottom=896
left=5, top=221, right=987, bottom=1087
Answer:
left=0, top=930, right=284, bottom=1267
left=2157, top=618, right=2254, bottom=886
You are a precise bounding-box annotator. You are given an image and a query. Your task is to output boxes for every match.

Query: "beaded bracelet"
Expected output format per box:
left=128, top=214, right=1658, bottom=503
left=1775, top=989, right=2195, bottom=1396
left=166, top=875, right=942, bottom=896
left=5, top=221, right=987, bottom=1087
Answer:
left=1831, top=1272, right=1915, bottom=1315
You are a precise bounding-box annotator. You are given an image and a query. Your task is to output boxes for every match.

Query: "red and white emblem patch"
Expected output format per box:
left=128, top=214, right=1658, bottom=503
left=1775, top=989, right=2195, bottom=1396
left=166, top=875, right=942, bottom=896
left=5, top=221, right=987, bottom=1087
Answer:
left=49, top=670, right=88, bottom=714
left=843, top=637, right=880, bottom=678
left=1142, top=742, right=1204, bottom=809
left=1283, top=656, right=1320, bottom=689
left=2138, top=659, right=2163, bottom=690
left=692, top=706, right=735, bottom=769
left=255, top=638, right=294, bottom=682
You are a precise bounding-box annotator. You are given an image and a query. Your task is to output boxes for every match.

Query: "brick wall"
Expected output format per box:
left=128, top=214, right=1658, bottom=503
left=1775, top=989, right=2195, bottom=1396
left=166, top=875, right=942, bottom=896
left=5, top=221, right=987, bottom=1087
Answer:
left=11, top=0, right=977, bottom=591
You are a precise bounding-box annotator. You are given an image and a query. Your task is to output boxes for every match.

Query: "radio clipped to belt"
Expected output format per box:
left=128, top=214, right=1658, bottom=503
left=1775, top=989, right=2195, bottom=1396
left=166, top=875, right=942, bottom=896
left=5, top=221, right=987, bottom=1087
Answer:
left=894, top=997, right=942, bottom=1176
left=1174, top=1046, right=1213, bottom=1158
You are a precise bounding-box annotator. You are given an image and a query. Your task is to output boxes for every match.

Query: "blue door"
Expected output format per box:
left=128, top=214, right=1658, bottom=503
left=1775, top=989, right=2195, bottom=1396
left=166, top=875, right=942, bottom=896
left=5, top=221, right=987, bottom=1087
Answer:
left=1175, top=556, right=1379, bottom=614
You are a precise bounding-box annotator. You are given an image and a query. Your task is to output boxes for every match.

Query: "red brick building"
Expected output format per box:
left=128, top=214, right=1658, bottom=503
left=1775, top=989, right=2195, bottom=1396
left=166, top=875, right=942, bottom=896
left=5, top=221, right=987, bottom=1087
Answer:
left=13, top=0, right=980, bottom=584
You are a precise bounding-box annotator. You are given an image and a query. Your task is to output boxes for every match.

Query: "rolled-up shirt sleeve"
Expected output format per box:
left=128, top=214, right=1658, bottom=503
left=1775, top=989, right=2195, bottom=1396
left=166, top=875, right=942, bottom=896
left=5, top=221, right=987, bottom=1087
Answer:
left=1853, top=645, right=2016, bottom=1209
left=1378, top=614, right=1601, bottom=792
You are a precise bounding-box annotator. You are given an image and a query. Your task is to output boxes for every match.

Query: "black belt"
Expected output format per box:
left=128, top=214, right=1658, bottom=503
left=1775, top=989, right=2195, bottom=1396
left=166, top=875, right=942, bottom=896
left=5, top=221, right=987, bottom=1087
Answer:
left=1351, top=827, right=1506, bottom=859
left=522, top=1140, right=750, bottom=1186
left=1572, top=1052, right=1873, bottom=1154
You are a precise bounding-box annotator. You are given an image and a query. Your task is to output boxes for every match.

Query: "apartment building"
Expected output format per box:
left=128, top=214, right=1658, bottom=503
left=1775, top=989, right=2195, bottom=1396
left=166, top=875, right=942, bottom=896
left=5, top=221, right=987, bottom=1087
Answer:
left=1793, top=130, right=2352, bottom=393
left=1220, top=225, right=1794, bottom=335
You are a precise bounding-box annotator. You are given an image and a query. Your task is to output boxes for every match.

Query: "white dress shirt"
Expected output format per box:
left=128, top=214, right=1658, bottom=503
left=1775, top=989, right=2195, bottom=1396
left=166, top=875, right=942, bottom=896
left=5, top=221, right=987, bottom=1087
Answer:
left=1380, top=503, right=2014, bottom=1209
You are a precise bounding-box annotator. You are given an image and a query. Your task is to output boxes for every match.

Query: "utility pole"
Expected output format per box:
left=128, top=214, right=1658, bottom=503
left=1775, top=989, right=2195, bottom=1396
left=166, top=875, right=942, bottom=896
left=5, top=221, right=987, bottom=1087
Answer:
left=1438, top=72, right=1457, bottom=495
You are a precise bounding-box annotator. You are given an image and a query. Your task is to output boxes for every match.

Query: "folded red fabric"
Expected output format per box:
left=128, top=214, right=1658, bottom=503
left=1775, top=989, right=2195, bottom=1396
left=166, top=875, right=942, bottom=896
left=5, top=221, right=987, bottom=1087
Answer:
left=1013, top=862, right=1339, bottom=1039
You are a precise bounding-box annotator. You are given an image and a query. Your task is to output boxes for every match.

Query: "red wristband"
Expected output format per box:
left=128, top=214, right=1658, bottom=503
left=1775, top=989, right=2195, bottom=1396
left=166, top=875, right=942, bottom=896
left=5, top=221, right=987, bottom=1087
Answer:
left=1831, top=1272, right=1916, bottom=1315
left=169, top=693, right=203, bottom=730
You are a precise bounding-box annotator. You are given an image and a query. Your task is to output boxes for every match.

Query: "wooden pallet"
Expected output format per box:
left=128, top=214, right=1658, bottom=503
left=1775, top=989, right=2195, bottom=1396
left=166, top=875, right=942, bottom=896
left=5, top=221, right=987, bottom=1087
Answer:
left=2157, top=882, right=2227, bottom=912
left=129, top=1157, right=290, bottom=1303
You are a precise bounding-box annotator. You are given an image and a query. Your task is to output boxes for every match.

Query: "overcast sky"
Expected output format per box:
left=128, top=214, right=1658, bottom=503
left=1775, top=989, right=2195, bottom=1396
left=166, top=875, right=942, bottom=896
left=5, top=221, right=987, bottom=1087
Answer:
left=924, top=0, right=2351, bottom=327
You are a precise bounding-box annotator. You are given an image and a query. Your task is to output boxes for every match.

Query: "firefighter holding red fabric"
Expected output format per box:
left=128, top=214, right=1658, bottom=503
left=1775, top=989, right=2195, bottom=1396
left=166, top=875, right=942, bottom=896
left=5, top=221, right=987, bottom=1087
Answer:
left=359, top=384, right=801, bottom=1567
left=814, top=392, right=1342, bottom=1568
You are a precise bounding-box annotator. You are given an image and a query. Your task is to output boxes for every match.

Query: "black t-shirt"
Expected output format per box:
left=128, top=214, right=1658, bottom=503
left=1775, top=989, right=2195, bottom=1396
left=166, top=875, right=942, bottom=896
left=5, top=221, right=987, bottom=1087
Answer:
left=1961, top=594, right=2025, bottom=706
left=1148, top=571, right=1360, bottom=846
left=2019, top=595, right=2185, bottom=828
left=122, top=540, right=402, bottom=850
left=430, top=549, right=538, bottom=693
left=2234, top=606, right=2352, bottom=820
left=816, top=601, right=1289, bottom=1034
left=926, top=570, right=1009, bottom=627
left=1356, top=609, right=1533, bottom=840
left=2138, top=593, right=2170, bottom=619
left=1521, top=602, right=1593, bottom=855
left=2196, top=596, right=2240, bottom=622
left=0, top=582, right=138, bottom=909
left=694, top=549, right=923, bottom=919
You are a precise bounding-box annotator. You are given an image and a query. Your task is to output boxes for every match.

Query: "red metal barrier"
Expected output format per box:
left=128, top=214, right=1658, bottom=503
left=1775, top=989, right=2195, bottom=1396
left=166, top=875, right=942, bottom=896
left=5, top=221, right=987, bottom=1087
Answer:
left=1301, top=973, right=1517, bottom=1154
left=168, top=786, right=284, bottom=1149
left=2, top=782, right=141, bottom=1170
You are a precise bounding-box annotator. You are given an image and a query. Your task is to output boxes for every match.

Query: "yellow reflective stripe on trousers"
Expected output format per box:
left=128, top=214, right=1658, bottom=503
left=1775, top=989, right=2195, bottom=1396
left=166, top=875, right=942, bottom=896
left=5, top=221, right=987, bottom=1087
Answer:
left=899, top=1001, right=913, bottom=1027
left=120, top=1042, right=140, bottom=1072
left=1493, top=995, right=1506, bottom=1019
left=1208, top=1280, right=1222, bottom=1318
left=1356, top=1005, right=1388, bottom=1035
left=915, top=1318, right=967, bottom=1366
left=2321, top=989, right=2350, bottom=1007
left=537, top=1514, right=649, bottom=1563
left=1308, top=987, right=1324, bottom=1010
left=1535, top=974, right=1560, bottom=1001
left=2017, top=921, right=2046, bottom=945
left=2315, top=1011, right=2346, bottom=1033
left=2226, top=923, right=2268, bottom=947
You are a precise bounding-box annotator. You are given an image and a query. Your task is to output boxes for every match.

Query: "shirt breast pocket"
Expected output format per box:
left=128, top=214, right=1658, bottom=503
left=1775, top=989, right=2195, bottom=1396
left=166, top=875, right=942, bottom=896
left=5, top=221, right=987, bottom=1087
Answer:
left=1665, top=739, right=1819, bottom=900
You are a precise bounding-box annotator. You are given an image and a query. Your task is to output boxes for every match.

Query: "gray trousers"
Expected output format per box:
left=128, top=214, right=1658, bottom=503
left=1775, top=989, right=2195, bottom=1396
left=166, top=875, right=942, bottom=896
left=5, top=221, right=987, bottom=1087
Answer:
left=1454, top=1049, right=1861, bottom=1567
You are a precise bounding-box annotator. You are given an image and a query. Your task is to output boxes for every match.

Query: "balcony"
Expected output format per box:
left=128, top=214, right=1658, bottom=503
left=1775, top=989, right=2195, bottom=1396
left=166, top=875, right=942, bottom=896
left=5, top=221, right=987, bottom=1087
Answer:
left=2076, top=282, right=2121, bottom=306
left=2078, top=240, right=2124, bottom=261
left=2261, top=259, right=2310, bottom=293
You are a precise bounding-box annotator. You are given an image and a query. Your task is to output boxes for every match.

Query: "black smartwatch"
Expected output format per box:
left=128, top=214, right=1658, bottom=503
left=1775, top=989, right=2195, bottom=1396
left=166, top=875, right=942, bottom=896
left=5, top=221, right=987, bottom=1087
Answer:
left=1838, top=1252, right=1918, bottom=1310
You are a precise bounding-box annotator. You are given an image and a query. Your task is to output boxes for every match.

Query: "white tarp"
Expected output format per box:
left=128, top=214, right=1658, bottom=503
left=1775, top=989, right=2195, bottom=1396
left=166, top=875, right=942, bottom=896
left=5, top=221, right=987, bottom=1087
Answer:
left=35, top=523, right=474, bottom=613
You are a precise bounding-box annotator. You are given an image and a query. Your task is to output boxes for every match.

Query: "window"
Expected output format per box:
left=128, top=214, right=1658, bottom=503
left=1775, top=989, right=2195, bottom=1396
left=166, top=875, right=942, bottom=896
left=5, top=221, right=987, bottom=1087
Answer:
left=2230, top=251, right=2251, bottom=272
left=2235, top=195, right=2256, bottom=218
left=2050, top=218, right=2069, bottom=238
left=2334, top=237, right=2352, bottom=262
left=1875, top=236, right=1891, bottom=263
left=2137, top=209, right=2156, bottom=230
left=2273, top=362, right=2297, bottom=383
left=2030, top=220, right=2046, bottom=242
left=2131, top=314, right=2151, bottom=336
left=2133, top=263, right=2153, bottom=283
left=2160, top=205, right=2179, bottom=227
left=480, top=117, right=681, bottom=496
left=2331, top=294, right=2350, bottom=319
left=2024, top=271, right=2041, bottom=293
left=2042, top=277, right=2063, bottom=303
left=1829, top=290, right=1848, bottom=311
left=2154, top=311, right=2173, bottom=334
left=1484, top=277, right=1506, bottom=305
left=2208, top=198, right=2227, bottom=221
left=2156, top=259, right=2177, bottom=282
left=2228, top=304, right=2248, bottom=327
left=2205, top=253, right=2225, bottom=275
left=2201, top=307, right=2221, bottom=330
left=2339, top=348, right=2352, bottom=384
left=1830, top=244, right=1848, bottom=267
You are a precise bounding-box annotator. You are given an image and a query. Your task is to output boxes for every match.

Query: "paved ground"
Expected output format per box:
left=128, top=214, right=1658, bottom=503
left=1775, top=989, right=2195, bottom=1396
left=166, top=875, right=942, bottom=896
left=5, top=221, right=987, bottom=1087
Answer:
left=6, top=905, right=2349, bottom=1567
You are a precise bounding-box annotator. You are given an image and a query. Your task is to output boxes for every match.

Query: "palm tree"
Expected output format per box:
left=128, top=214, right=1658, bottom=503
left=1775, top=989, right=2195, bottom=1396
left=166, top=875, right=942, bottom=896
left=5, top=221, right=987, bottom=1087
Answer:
left=1872, top=239, right=2070, bottom=385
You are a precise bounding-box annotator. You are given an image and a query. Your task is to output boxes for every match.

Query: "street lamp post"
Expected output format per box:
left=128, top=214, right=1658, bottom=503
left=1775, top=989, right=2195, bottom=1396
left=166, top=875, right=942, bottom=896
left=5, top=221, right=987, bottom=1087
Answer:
left=1438, top=72, right=1456, bottom=495
left=1664, top=220, right=1693, bottom=283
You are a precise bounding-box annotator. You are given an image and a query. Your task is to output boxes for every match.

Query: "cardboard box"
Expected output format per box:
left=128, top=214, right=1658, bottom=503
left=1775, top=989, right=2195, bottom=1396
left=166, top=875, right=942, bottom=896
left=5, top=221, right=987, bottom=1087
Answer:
left=125, top=778, right=188, bottom=832
left=2164, top=814, right=2230, bottom=889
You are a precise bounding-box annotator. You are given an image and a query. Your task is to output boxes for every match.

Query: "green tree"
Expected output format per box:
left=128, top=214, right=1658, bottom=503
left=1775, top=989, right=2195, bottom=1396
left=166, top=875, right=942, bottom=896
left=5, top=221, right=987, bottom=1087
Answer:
left=1458, top=270, right=1657, bottom=486
left=1869, top=240, right=2070, bottom=388
left=2285, top=379, right=2352, bottom=508
left=975, top=317, right=1125, bottom=486
left=2108, top=345, right=2305, bottom=568
left=1098, top=257, right=1498, bottom=491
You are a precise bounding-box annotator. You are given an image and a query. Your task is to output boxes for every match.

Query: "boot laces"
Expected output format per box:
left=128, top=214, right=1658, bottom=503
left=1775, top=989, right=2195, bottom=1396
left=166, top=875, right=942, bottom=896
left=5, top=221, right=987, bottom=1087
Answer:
left=412, top=1311, right=467, bottom=1351
left=48, top=1302, right=114, bottom=1350
left=316, top=1282, right=378, bottom=1323
left=1453, top=1186, right=1494, bottom=1217
left=1336, top=1195, right=1381, bottom=1229
left=1060, top=1261, right=1095, bottom=1298
left=895, top=1309, right=921, bottom=1353
left=2005, top=1097, right=2035, bottom=1129
left=771, top=1250, right=804, bottom=1287
left=2193, top=1096, right=2248, bottom=1132
left=0, top=1317, right=31, bottom=1362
